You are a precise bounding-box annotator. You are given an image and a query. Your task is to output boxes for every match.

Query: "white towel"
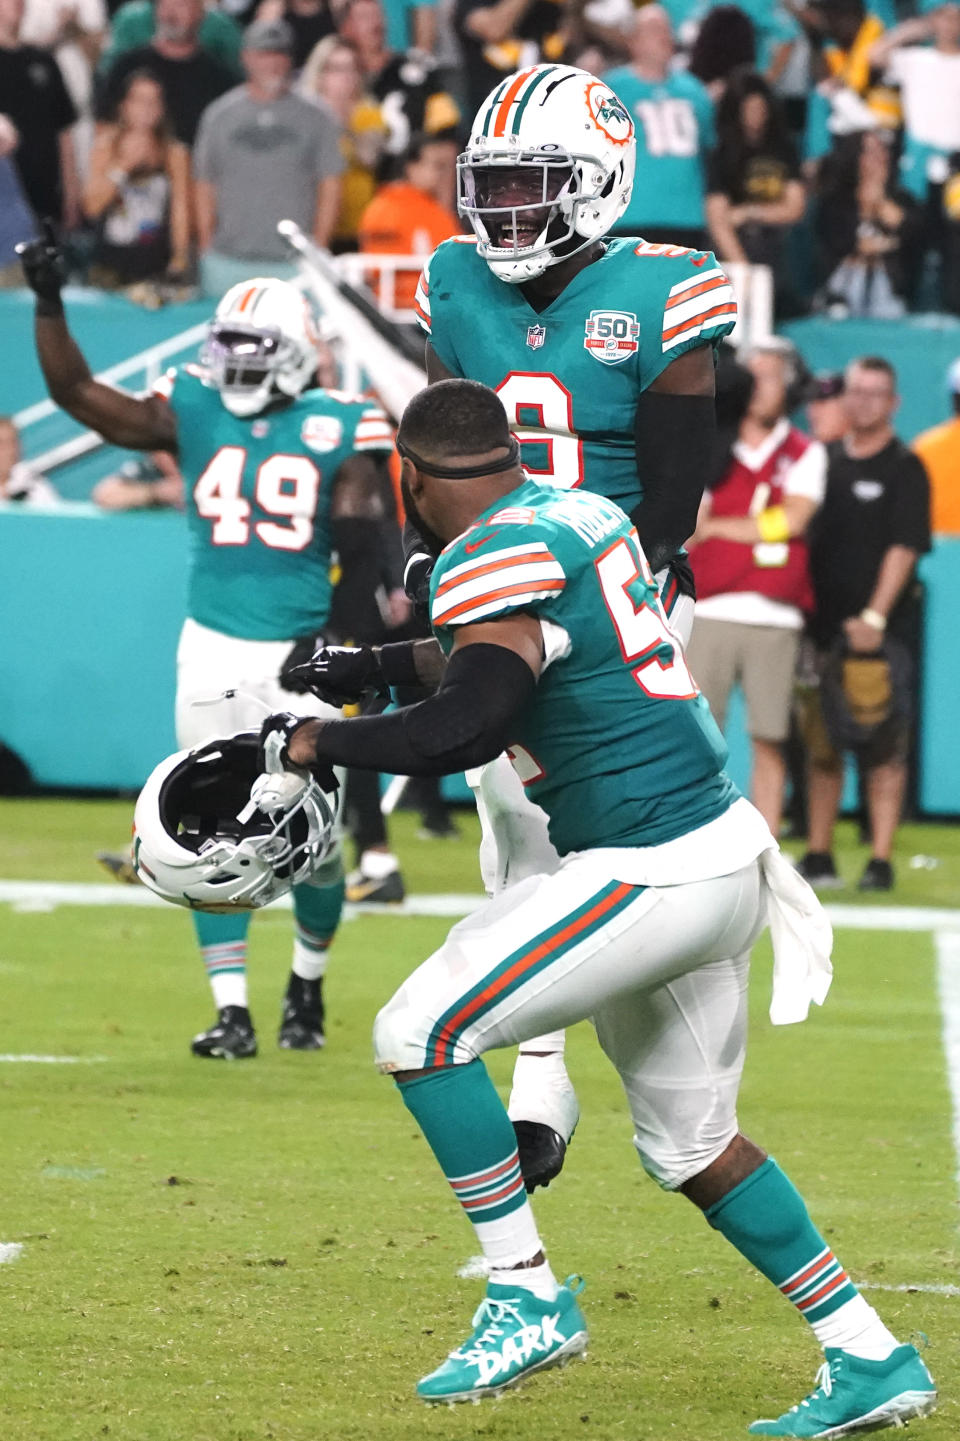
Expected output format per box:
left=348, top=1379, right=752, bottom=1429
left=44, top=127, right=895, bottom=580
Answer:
left=759, top=846, right=834, bottom=1025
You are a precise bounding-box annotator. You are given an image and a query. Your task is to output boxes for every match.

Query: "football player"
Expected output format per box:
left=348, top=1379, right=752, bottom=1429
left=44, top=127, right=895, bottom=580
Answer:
left=260, top=381, right=936, bottom=1432
left=18, top=228, right=396, bottom=1059
left=304, top=64, right=738, bottom=1188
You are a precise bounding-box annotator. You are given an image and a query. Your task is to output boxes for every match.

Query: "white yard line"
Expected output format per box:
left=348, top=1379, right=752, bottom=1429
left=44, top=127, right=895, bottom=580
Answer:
left=1, top=880, right=959, bottom=931
left=935, top=930, right=960, bottom=1182
left=860, top=1282, right=960, bottom=1297
left=0, top=1243, right=24, bottom=1265
left=0, top=1054, right=106, bottom=1064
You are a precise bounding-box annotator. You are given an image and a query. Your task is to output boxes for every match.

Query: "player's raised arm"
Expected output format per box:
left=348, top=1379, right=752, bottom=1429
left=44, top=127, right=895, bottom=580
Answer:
left=630, top=341, right=717, bottom=575
left=17, top=223, right=177, bottom=453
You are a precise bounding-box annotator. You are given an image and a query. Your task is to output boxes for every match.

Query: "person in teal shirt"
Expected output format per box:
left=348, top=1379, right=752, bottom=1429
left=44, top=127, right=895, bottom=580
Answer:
left=605, top=4, right=714, bottom=247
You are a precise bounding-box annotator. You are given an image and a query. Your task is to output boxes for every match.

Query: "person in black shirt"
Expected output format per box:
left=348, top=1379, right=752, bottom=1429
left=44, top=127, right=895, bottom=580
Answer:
left=96, top=0, right=235, bottom=146
left=0, top=0, right=79, bottom=226
left=454, top=0, right=565, bottom=124
left=797, top=355, right=931, bottom=893
left=705, top=68, right=805, bottom=308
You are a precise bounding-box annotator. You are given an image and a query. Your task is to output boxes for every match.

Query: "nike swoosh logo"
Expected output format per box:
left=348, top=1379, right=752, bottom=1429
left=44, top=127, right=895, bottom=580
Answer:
left=464, top=529, right=501, bottom=554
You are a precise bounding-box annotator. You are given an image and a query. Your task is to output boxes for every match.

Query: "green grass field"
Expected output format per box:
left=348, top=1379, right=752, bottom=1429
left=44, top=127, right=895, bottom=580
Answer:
left=1, top=800, right=958, bottom=1441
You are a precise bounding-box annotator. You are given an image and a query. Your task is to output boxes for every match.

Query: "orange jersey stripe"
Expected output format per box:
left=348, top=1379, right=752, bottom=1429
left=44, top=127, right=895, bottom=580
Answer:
left=414, top=295, right=430, bottom=324
left=664, top=273, right=730, bottom=310
left=435, top=577, right=564, bottom=623
left=662, top=301, right=737, bottom=343
left=433, top=549, right=555, bottom=599
left=433, top=882, right=635, bottom=1064
left=493, top=67, right=538, bottom=138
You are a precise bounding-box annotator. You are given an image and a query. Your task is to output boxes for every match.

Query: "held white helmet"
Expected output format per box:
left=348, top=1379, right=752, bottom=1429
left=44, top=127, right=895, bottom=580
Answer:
left=458, top=64, right=636, bottom=284
left=200, top=277, right=320, bottom=418
left=132, top=734, right=338, bottom=913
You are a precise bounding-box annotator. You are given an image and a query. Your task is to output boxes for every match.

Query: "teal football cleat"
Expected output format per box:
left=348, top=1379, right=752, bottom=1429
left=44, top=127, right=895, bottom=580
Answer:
left=749, top=1344, right=937, bottom=1437
left=416, top=1275, right=588, bottom=1405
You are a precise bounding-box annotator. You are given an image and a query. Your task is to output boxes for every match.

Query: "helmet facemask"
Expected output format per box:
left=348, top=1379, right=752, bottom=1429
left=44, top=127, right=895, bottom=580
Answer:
left=135, top=735, right=338, bottom=912
left=458, top=147, right=614, bottom=283
left=200, top=322, right=304, bottom=418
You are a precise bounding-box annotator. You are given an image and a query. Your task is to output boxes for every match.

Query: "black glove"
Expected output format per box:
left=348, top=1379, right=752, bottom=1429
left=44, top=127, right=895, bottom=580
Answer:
left=258, top=712, right=338, bottom=793
left=279, top=633, right=327, bottom=695
left=16, top=218, right=68, bottom=314
left=285, top=643, right=388, bottom=707
left=404, top=553, right=434, bottom=621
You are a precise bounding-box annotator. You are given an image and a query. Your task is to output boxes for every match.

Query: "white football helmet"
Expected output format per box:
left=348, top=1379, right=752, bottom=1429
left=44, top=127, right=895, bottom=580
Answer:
left=132, top=733, right=338, bottom=913
left=200, top=277, right=320, bottom=418
left=458, top=64, right=636, bottom=284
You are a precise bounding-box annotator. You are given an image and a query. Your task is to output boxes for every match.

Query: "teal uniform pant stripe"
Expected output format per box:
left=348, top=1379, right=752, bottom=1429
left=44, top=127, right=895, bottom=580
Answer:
left=424, top=878, right=643, bottom=1067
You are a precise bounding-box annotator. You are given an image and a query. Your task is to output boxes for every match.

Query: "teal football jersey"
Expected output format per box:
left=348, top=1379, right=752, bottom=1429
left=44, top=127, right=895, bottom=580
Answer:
left=157, top=366, right=393, bottom=640
left=414, top=235, right=736, bottom=513
left=602, top=67, right=714, bottom=231
left=429, top=479, right=737, bottom=854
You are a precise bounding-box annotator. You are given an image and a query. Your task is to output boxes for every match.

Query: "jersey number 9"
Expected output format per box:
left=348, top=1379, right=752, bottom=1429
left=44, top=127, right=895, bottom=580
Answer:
left=496, top=373, right=584, bottom=490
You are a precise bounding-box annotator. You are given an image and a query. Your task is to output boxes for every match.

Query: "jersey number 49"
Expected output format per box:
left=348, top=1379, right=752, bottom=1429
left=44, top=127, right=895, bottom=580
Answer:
left=194, top=447, right=321, bottom=551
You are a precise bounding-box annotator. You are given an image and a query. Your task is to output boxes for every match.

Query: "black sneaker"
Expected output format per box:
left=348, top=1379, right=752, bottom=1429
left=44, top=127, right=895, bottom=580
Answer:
left=794, top=851, right=843, bottom=889
left=513, top=1120, right=567, bottom=1193
left=345, top=866, right=406, bottom=904
left=191, top=1006, right=257, bottom=1059
left=278, top=974, right=325, bottom=1050
left=858, top=857, right=894, bottom=892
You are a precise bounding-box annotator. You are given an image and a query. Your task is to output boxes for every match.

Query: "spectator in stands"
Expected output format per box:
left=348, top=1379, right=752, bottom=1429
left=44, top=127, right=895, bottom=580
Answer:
left=604, top=6, right=715, bottom=248
left=83, top=70, right=190, bottom=289
left=0, top=119, right=36, bottom=285
left=800, top=0, right=895, bottom=171
left=20, top=0, right=106, bottom=175
left=453, top=0, right=565, bottom=122
left=797, top=355, right=931, bottom=892
left=358, top=133, right=458, bottom=308
left=338, top=0, right=458, bottom=169
left=0, top=416, right=59, bottom=504
left=381, top=0, right=436, bottom=54
left=92, top=450, right=184, bottom=509
left=99, top=0, right=243, bottom=79
left=193, top=19, right=343, bottom=296
left=97, top=0, right=236, bottom=147
left=687, top=5, right=756, bottom=99
left=706, top=68, right=805, bottom=304
left=0, top=0, right=81, bottom=230
left=871, top=4, right=960, bottom=314
left=300, top=35, right=386, bottom=248
left=912, top=356, right=960, bottom=535
left=686, top=340, right=825, bottom=834
left=815, top=128, right=921, bottom=317
left=806, top=370, right=848, bottom=443
left=253, top=0, right=335, bottom=71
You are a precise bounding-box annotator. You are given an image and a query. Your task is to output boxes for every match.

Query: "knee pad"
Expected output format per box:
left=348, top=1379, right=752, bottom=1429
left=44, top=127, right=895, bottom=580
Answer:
left=373, top=991, right=434, bottom=1074
left=629, top=1079, right=740, bottom=1190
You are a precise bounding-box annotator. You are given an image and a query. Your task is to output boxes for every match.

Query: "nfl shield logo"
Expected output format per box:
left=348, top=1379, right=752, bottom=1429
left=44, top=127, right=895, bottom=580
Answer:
left=251, top=419, right=270, bottom=438
left=526, top=324, right=546, bottom=350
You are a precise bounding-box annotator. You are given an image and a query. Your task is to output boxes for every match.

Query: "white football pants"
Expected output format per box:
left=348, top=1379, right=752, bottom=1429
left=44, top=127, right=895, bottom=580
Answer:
left=374, top=852, right=767, bottom=1188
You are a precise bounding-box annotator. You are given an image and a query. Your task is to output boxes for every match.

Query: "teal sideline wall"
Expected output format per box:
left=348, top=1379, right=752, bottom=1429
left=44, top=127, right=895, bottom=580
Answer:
left=1, top=295, right=959, bottom=803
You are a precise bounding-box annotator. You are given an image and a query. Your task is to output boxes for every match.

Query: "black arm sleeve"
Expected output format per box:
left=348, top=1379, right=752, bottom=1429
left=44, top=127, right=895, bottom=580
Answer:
left=630, top=390, right=717, bottom=575
left=301, top=642, right=536, bottom=777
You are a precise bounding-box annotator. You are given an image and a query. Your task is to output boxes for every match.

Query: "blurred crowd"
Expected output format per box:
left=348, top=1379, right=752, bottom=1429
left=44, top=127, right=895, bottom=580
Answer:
left=1, top=0, right=959, bottom=315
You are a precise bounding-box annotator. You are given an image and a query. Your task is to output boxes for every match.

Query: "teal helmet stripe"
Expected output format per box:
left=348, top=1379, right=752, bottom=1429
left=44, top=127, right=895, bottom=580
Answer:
left=510, top=64, right=559, bottom=134
left=481, top=77, right=512, bottom=138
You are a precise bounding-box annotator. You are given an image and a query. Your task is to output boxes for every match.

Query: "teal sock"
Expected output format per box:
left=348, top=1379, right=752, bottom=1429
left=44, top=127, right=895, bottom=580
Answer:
left=193, top=910, right=249, bottom=1009
left=706, top=1158, right=860, bottom=1325
left=292, top=860, right=345, bottom=980
left=398, top=1060, right=541, bottom=1267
